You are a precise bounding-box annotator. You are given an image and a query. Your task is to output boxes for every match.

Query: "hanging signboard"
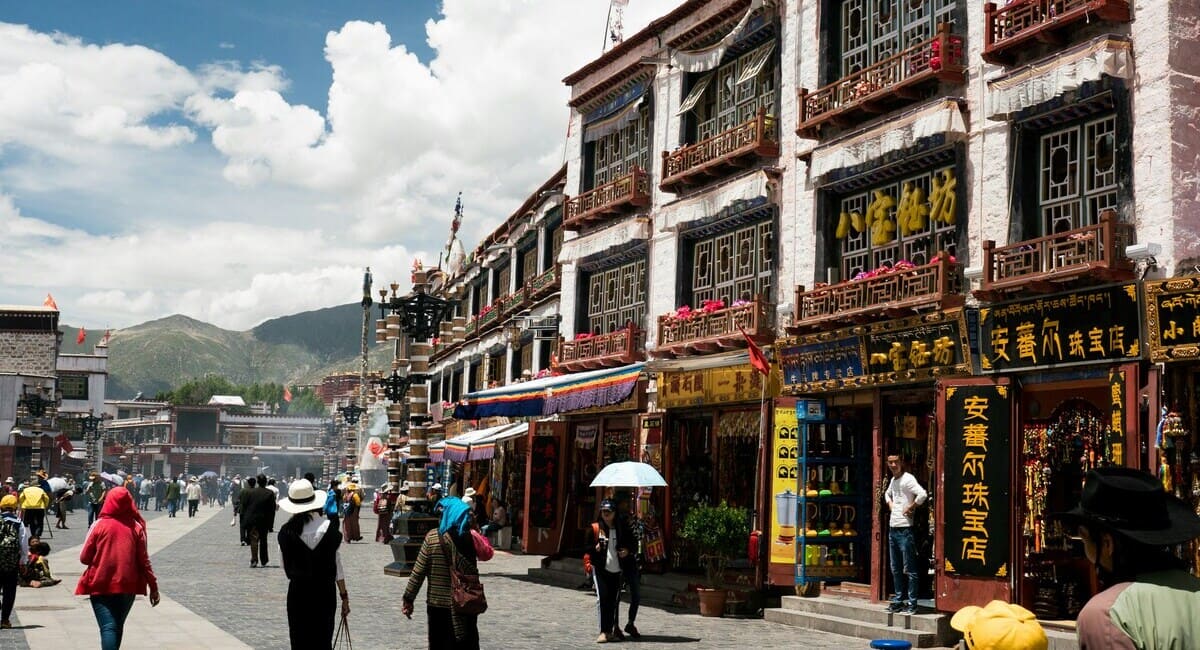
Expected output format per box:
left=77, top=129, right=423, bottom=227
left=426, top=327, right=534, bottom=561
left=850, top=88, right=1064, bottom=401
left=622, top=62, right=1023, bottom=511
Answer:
left=1108, top=369, right=1126, bottom=466
left=777, top=336, right=865, bottom=392
left=657, top=364, right=780, bottom=408
left=768, top=400, right=801, bottom=568
left=979, top=283, right=1142, bottom=372
left=528, top=436, right=560, bottom=529
left=1145, top=276, right=1200, bottom=362
left=861, top=310, right=974, bottom=383
left=943, top=383, right=1011, bottom=578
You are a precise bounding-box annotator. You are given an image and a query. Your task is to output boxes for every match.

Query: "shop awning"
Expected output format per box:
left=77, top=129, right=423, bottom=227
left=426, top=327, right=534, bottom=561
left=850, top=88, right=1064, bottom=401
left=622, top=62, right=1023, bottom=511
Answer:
left=986, top=35, right=1132, bottom=121
left=671, top=0, right=766, bottom=72
left=453, top=362, right=645, bottom=419
left=444, top=423, right=514, bottom=463
left=468, top=423, right=529, bottom=461
left=429, top=439, right=446, bottom=463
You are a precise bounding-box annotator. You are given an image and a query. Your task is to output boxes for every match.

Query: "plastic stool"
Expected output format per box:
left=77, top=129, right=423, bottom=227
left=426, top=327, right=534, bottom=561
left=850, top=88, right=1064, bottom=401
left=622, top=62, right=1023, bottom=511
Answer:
left=869, top=641, right=912, bottom=650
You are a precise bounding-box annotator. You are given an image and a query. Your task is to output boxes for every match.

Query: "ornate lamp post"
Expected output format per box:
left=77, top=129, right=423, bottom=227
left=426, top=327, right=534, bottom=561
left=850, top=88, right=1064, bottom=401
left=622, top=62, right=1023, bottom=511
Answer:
left=181, top=443, right=194, bottom=478
left=80, top=411, right=104, bottom=474
left=119, top=455, right=128, bottom=474
left=337, top=402, right=365, bottom=474
left=15, top=384, right=59, bottom=475
left=376, top=266, right=452, bottom=576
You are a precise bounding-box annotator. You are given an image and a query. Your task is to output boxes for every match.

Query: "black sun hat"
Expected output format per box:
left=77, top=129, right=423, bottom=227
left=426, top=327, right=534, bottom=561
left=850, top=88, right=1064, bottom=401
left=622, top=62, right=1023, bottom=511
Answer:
left=1056, top=466, right=1200, bottom=546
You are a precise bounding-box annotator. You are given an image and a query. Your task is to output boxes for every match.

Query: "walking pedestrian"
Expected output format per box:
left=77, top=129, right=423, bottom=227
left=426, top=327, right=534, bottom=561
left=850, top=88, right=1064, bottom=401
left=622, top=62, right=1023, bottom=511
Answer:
left=76, top=486, right=160, bottom=649
left=138, top=478, right=153, bottom=511
left=1056, top=467, right=1200, bottom=647
left=164, top=477, right=180, bottom=518
left=614, top=493, right=642, bottom=639
left=342, top=482, right=362, bottom=543
left=243, top=474, right=277, bottom=568
left=230, top=475, right=243, bottom=528
left=17, top=476, right=49, bottom=539
left=402, top=497, right=482, bottom=650
left=277, top=480, right=350, bottom=650
left=884, top=454, right=927, bottom=615
left=374, top=484, right=397, bottom=543
left=586, top=499, right=633, bottom=644
left=175, top=475, right=186, bottom=514
left=185, top=478, right=202, bottom=518
left=0, top=495, right=30, bottom=630
left=53, top=487, right=72, bottom=530
left=85, top=473, right=107, bottom=526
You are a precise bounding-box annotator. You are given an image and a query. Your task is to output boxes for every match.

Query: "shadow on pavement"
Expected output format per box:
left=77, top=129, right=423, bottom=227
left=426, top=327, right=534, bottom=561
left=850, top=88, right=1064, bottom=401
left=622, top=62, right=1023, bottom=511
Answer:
left=632, top=634, right=702, bottom=643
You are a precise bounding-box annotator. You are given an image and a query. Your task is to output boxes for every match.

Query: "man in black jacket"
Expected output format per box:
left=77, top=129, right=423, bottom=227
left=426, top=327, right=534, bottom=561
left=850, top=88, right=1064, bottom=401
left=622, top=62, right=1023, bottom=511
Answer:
left=242, top=474, right=277, bottom=568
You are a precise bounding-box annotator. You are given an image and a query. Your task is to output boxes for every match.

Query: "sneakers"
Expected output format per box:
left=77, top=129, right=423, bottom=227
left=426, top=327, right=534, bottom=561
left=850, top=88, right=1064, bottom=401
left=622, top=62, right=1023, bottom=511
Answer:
left=903, top=604, right=919, bottom=615
left=886, top=601, right=903, bottom=613
left=596, top=633, right=609, bottom=643
left=624, top=623, right=641, bottom=639
left=1, top=620, right=11, bottom=629
left=611, top=628, right=625, bottom=641
left=250, top=561, right=258, bottom=568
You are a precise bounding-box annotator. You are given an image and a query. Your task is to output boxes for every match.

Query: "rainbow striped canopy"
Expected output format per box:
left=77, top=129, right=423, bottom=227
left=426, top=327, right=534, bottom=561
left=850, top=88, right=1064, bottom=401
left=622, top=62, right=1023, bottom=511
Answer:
left=453, top=363, right=644, bottom=419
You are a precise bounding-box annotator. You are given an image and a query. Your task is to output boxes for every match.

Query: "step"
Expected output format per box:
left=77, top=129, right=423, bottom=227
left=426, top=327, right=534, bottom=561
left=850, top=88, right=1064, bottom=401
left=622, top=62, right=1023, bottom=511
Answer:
left=764, top=608, right=940, bottom=648
left=780, top=596, right=949, bottom=635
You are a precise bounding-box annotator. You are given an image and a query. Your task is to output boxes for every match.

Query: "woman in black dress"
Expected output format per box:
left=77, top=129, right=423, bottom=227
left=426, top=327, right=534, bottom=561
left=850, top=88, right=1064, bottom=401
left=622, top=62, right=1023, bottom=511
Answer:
left=277, top=479, right=350, bottom=650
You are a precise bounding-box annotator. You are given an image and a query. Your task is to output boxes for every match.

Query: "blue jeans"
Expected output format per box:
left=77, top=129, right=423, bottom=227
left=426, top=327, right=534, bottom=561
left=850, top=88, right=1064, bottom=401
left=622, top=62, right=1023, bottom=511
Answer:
left=88, top=502, right=102, bottom=527
left=91, top=594, right=135, bottom=650
left=888, top=527, right=919, bottom=607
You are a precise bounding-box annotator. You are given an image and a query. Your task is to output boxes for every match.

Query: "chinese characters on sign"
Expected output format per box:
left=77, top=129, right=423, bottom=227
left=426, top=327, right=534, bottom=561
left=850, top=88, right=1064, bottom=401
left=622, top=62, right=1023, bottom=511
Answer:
left=657, top=365, right=780, bottom=409
left=1145, top=277, right=1200, bottom=362
left=943, top=384, right=1011, bottom=578
left=528, top=436, right=559, bottom=529
left=864, top=318, right=966, bottom=375
left=1108, top=370, right=1126, bottom=466
left=979, top=284, right=1142, bottom=372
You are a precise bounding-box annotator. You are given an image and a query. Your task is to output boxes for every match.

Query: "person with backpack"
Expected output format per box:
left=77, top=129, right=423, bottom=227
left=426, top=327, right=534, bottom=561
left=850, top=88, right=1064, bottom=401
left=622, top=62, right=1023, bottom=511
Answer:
left=585, top=499, right=635, bottom=644
left=17, top=476, right=49, bottom=539
left=0, top=494, right=31, bottom=629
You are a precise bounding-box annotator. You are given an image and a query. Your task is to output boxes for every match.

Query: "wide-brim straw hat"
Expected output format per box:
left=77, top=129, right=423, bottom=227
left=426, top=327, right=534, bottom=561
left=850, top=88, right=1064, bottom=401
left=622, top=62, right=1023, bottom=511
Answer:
left=1056, top=466, right=1200, bottom=546
left=279, top=479, right=325, bottom=514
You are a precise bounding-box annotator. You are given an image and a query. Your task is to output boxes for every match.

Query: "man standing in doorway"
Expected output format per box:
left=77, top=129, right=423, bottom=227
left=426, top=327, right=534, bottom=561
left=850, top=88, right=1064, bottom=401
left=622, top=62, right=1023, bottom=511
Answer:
left=242, top=474, right=277, bottom=568
left=885, top=454, right=927, bottom=615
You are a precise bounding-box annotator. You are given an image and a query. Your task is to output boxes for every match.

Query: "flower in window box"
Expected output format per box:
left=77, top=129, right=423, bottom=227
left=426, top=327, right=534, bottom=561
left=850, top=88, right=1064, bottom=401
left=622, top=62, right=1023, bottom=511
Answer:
left=673, top=305, right=694, bottom=321
left=574, top=332, right=594, bottom=341
left=700, top=299, right=726, bottom=314
left=731, top=299, right=752, bottom=308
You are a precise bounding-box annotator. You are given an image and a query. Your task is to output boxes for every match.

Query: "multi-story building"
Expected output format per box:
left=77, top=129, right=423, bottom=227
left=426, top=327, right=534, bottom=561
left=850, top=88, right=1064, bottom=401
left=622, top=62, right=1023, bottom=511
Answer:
left=0, top=305, right=61, bottom=478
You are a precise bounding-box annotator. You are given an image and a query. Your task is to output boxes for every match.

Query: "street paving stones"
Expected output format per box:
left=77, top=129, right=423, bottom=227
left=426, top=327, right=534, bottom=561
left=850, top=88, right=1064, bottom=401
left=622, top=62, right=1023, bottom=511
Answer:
left=10, top=501, right=876, bottom=649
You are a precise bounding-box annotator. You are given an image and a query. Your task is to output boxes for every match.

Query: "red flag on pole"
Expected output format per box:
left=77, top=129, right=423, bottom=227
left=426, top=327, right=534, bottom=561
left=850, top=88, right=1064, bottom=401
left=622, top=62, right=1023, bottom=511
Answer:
left=740, top=326, right=770, bottom=376
left=283, top=386, right=293, bottom=403
left=43, top=294, right=59, bottom=310
left=76, top=327, right=87, bottom=345
left=55, top=433, right=73, bottom=455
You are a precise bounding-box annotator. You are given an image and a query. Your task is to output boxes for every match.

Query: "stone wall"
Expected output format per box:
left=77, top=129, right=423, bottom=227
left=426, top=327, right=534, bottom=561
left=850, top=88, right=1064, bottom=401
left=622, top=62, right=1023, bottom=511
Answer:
left=0, top=331, right=58, bottom=376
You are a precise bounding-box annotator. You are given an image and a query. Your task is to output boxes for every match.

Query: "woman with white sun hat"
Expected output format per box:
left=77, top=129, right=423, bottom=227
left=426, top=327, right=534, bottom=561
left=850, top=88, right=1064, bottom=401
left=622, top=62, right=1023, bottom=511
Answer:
left=277, top=479, right=349, bottom=650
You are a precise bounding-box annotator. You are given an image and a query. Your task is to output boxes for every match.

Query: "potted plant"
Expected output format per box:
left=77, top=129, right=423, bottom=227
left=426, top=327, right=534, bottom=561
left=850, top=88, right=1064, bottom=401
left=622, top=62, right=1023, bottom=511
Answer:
left=678, top=501, right=751, bottom=617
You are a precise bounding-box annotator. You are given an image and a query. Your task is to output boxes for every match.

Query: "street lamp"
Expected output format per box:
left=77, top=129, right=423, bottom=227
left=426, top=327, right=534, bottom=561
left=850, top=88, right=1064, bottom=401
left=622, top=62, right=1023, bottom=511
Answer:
left=119, top=455, right=127, bottom=473
left=337, top=401, right=365, bottom=474
left=180, top=442, right=194, bottom=477
left=16, top=384, right=60, bottom=475
left=80, top=411, right=104, bottom=474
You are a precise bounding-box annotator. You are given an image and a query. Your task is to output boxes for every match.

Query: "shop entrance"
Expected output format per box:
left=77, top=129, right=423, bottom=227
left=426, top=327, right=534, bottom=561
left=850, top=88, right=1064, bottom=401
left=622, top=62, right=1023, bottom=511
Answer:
left=1018, top=390, right=1111, bottom=620
left=880, top=391, right=937, bottom=602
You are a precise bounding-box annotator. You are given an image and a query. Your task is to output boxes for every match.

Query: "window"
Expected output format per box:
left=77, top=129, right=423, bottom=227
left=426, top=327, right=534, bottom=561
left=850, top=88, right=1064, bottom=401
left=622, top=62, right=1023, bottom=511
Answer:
left=833, top=163, right=959, bottom=280
left=430, top=379, right=440, bottom=404
left=59, top=374, right=88, bottom=400
left=471, top=362, right=484, bottom=393
left=543, top=220, right=563, bottom=271
left=488, top=353, right=505, bottom=387
left=584, top=258, right=647, bottom=334
left=1038, top=115, right=1118, bottom=234
left=518, top=245, right=537, bottom=285
left=494, top=263, right=511, bottom=301
left=588, top=105, right=651, bottom=190
left=471, top=283, right=483, bottom=316
left=689, top=221, right=774, bottom=306
left=690, top=39, right=777, bottom=142
left=837, top=0, right=957, bottom=79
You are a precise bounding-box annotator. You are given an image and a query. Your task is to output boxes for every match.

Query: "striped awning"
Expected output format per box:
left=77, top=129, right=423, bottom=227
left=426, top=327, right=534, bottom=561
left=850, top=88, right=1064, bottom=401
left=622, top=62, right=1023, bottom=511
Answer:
left=453, top=363, right=645, bottom=419
left=444, top=424, right=513, bottom=463
left=468, top=423, right=529, bottom=461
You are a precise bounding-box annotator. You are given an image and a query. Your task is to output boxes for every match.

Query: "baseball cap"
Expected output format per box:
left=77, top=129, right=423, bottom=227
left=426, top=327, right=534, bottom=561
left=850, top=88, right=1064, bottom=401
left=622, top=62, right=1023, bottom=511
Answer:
left=599, top=499, right=616, bottom=512
left=950, top=601, right=1047, bottom=650
left=0, top=495, right=16, bottom=510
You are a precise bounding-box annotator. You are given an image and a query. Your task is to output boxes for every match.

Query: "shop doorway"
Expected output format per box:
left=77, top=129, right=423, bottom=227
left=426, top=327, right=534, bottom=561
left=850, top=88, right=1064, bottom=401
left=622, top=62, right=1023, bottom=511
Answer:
left=1018, top=395, right=1111, bottom=620
left=667, top=413, right=714, bottom=570
left=881, top=394, right=937, bottom=602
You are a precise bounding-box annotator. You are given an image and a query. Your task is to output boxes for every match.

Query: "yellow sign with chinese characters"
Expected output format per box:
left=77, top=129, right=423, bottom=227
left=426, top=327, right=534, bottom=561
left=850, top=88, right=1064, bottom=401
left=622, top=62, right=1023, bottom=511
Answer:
left=657, top=364, right=781, bottom=409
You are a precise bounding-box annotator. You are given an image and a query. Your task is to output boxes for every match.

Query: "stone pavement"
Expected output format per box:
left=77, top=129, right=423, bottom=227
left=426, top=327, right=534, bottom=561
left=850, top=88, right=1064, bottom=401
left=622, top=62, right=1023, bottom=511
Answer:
left=8, top=502, right=878, bottom=649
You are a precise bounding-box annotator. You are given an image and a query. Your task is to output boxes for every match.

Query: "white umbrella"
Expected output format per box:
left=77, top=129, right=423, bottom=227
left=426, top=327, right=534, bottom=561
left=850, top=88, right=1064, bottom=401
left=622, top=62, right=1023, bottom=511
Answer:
left=99, top=472, right=122, bottom=486
left=589, top=461, right=667, bottom=488
left=47, top=477, right=68, bottom=492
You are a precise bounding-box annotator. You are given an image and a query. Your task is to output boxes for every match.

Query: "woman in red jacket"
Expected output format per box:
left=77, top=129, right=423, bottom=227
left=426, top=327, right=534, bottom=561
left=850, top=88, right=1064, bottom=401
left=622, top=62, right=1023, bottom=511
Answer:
left=76, top=486, right=160, bottom=649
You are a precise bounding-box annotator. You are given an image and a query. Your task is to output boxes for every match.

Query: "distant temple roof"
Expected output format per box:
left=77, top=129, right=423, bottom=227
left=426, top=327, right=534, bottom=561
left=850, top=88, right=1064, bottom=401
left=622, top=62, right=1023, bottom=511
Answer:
left=207, top=395, right=246, bottom=407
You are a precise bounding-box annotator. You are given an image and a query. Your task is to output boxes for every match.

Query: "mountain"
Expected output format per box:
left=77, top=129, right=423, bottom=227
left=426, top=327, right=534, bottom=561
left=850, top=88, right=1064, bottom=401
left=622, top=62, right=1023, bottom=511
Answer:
left=61, top=304, right=380, bottom=399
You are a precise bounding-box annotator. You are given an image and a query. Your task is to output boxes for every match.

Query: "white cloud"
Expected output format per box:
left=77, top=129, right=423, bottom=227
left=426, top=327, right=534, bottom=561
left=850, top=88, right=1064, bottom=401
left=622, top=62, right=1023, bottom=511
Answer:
left=0, top=1, right=680, bottom=329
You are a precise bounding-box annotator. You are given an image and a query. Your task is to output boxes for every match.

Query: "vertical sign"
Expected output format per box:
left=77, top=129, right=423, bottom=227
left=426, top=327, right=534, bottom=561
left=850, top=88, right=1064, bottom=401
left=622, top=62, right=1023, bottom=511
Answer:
left=769, top=402, right=800, bottom=565
left=528, top=436, right=560, bottom=529
left=1108, top=369, right=1126, bottom=466
left=943, top=384, right=1011, bottom=578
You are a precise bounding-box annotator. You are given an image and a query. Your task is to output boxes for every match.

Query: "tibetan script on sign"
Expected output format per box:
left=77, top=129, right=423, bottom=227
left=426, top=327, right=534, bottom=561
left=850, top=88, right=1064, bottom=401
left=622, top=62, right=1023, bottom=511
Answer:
left=943, top=383, right=1011, bottom=578
left=979, top=283, right=1142, bottom=372
left=1145, top=276, right=1200, bottom=362
left=777, top=337, right=864, bottom=389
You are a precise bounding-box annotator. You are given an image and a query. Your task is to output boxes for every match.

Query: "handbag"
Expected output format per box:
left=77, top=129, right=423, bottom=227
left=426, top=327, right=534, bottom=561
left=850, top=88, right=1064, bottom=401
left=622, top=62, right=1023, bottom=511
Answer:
left=439, top=534, right=488, bottom=615
left=333, top=613, right=353, bottom=650
left=470, top=529, right=494, bottom=561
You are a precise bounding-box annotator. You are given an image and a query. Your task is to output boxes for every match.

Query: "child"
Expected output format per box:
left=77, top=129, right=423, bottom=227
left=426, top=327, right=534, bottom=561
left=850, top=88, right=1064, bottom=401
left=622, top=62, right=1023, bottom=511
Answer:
left=20, top=539, right=60, bottom=588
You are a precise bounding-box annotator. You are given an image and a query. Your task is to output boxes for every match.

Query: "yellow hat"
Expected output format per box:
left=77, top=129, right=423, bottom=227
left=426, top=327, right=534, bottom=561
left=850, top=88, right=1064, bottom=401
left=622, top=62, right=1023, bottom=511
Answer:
left=0, top=495, right=17, bottom=510
left=950, top=601, right=1047, bottom=650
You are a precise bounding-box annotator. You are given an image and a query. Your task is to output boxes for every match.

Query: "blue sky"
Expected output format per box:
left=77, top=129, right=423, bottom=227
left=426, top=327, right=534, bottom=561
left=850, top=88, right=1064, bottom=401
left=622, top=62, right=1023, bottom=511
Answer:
left=1, top=0, right=440, bottom=112
left=0, top=0, right=679, bottom=330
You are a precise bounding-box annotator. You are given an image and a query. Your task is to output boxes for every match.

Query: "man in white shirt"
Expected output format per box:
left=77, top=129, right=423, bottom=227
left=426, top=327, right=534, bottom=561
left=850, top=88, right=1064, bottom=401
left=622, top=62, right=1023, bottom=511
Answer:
left=884, top=454, right=927, bottom=615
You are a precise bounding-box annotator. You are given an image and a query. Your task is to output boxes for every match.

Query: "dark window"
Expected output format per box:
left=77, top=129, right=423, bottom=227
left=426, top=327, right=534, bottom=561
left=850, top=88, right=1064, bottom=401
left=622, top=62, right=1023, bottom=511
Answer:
left=472, top=362, right=485, bottom=393
left=494, top=262, right=511, bottom=301
left=488, top=354, right=505, bottom=386
left=585, top=105, right=651, bottom=190
left=832, top=163, right=959, bottom=280
left=582, top=258, right=647, bottom=334
left=544, top=220, right=563, bottom=271
left=836, top=0, right=957, bottom=80
left=471, top=283, right=483, bottom=316
left=430, top=378, right=440, bottom=403
left=687, top=221, right=774, bottom=306
left=538, top=339, right=552, bottom=371
left=450, top=372, right=462, bottom=402
left=1036, top=115, right=1118, bottom=234
left=684, top=38, right=777, bottom=143
left=518, top=245, right=537, bottom=285
left=59, top=374, right=88, bottom=400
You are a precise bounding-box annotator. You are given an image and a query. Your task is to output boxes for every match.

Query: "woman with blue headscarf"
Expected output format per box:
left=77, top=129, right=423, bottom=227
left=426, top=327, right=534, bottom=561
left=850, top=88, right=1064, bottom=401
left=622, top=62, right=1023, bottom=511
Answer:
left=401, top=497, right=480, bottom=649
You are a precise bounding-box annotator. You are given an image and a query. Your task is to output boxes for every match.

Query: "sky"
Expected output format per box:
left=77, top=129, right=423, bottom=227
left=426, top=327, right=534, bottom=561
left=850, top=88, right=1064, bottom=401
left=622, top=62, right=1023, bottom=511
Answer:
left=0, top=0, right=678, bottom=331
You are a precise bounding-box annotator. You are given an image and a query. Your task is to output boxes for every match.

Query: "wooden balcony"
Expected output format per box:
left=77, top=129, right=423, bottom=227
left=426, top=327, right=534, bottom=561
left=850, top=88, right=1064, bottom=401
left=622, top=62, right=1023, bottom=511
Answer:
left=557, top=326, right=646, bottom=373
left=976, top=210, right=1134, bottom=300
left=526, top=264, right=561, bottom=301
left=660, top=108, right=779, bottom=195
left=654, top=297, right=774, bottom=358
left=564, top=168, right=651, bottom=231
left=983, top=0, right=1131, bottom=65
left=797, top=24, right=965, bottom=139
left=499, top=287, right=527, bottom=317
left=792, top=252, right=963, bottom=332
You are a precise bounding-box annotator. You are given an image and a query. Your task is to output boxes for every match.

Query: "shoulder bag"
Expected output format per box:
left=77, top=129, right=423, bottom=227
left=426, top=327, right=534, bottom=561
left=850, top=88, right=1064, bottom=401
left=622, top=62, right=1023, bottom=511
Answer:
left=439, top=533, right=487, bottom=615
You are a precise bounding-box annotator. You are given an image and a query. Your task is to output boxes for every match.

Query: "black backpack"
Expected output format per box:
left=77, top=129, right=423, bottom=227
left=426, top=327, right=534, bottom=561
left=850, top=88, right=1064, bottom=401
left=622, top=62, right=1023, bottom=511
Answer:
left=0, top=519, right=21, bottom=573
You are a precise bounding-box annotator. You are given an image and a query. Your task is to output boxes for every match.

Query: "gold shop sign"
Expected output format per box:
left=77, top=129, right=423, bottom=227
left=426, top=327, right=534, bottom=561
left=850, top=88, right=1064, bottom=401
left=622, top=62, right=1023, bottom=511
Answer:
left=1146, top=275, right=1200, bottom=362
left=658, top=364, right=781, bottom=409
